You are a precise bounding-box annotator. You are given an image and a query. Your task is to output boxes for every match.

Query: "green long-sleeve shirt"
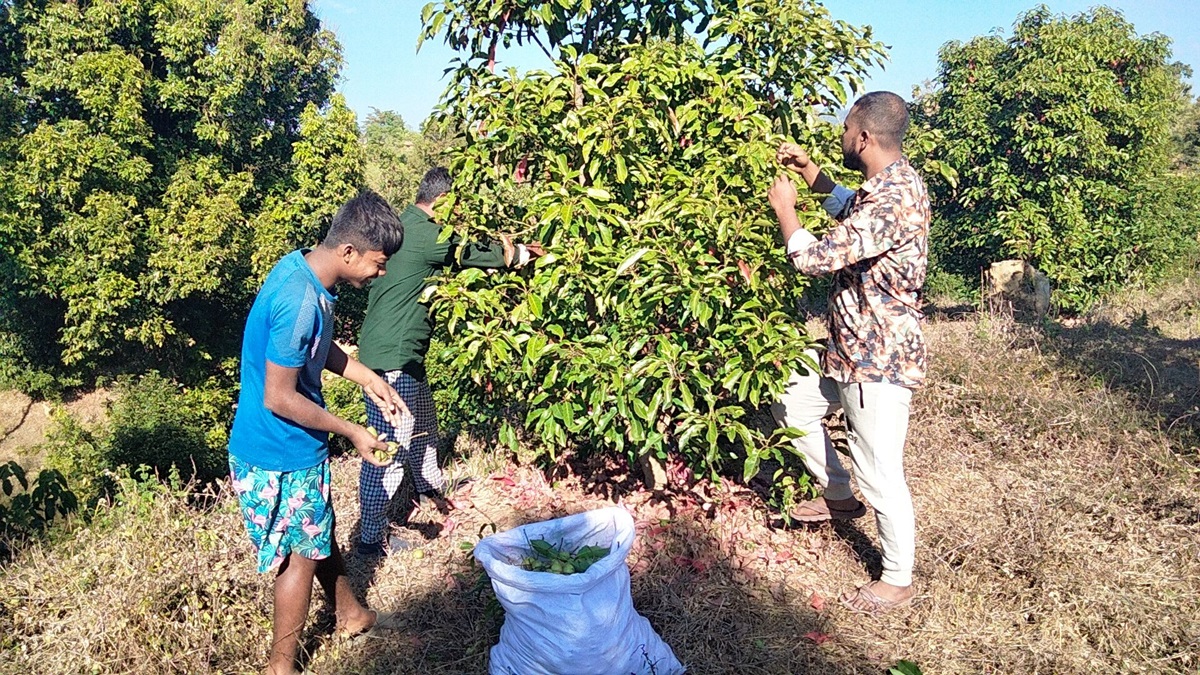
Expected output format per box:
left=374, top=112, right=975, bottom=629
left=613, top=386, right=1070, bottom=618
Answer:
left=357, top=205, right=510, bottom=380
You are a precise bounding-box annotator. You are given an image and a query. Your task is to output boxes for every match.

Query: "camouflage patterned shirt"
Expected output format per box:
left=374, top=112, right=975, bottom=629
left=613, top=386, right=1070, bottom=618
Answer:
left=785, top=158, right=931, bottom=388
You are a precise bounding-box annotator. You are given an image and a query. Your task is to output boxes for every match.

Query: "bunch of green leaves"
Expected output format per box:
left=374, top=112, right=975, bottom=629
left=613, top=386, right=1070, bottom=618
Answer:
left=522, top=537, right=610, bottom=575
left=0, top=461, right=78, bottom=551
left=922, top=6, right=1188, bottom=310
left=420, top=0, right=885, bottom=481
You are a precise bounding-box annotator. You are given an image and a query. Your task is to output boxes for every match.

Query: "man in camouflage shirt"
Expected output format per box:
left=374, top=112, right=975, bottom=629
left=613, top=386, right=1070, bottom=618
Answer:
left=767, top=91, right=930, bottom=615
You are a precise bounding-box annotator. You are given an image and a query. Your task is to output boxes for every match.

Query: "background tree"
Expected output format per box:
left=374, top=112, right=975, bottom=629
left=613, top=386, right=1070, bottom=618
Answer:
left=419, top=0, right=886, bottom=482
left=0, top=0, right=359, bottom=394
left=361, top=109, right=422, bottom=206
left=359, top=109, right=464, bottom=207
left=923, top=6, right=1192, bottom=310
left=1170, top=93, right=1200, bottom=172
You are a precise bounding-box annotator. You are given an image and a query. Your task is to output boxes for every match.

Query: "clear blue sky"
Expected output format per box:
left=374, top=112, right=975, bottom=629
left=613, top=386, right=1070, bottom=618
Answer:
left=312, top=0, right=1200, bottom=129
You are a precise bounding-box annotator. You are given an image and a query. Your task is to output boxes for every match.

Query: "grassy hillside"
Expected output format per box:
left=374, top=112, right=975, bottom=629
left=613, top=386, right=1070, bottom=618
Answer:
left=2, top=274, right=1198, bottom=674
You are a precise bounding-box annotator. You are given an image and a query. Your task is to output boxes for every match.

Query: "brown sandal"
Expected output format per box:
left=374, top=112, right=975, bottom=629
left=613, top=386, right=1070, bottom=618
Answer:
left=788, top=497, right=867, bottom=523
left=839, top=583, right=915, bottom=616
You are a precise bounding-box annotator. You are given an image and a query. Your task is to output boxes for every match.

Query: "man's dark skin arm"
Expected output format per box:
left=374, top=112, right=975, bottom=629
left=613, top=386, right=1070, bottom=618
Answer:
left=263, top=342, right=409, bottom=467
left=770, top=143, right=841, bottom=244
left=778, top=143, right=836, bottom=194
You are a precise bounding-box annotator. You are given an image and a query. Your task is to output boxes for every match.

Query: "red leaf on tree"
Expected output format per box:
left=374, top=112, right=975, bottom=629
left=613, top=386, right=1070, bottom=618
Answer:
left=737, top=259, right=752, bottom=283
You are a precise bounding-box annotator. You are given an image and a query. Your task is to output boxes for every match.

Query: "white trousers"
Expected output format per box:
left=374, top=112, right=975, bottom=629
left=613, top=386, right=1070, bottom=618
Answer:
left=770, top=355, right=916, bottom=587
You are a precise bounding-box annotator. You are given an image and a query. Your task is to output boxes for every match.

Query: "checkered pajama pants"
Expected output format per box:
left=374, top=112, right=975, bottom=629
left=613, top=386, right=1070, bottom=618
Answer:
left=358, top=371, right=443, bottom=545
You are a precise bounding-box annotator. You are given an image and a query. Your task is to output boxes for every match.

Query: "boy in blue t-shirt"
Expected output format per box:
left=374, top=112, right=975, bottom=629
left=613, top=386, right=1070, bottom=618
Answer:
left=228, top=189, right=408, bottom=675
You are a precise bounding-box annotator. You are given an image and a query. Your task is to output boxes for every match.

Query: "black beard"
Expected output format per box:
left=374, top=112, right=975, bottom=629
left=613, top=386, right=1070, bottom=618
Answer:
left=842, top=149, right=866, bottom=172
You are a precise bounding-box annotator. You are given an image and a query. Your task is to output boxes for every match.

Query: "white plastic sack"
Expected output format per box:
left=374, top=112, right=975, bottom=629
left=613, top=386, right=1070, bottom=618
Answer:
left=474, top=506, right=685, bottom=675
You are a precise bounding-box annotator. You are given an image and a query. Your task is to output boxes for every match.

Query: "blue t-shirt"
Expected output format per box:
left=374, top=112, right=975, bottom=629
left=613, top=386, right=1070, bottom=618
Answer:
left=229, top=250, right=336, bottom=471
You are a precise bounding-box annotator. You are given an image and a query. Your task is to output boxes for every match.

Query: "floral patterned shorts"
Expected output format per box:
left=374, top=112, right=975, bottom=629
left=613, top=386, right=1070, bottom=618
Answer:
left=229, top=455, right=334, bottom=573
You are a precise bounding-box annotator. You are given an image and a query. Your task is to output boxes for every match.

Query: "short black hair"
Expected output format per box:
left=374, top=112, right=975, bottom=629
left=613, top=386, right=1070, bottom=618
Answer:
left=848, top=91, right=909, bottom=150
left=416, top=166, right=452, bottom=205
left=323, top=189, right=404, bottom=256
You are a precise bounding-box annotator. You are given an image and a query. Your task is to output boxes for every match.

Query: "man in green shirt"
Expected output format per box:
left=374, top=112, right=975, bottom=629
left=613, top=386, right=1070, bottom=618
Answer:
left=355, top=167, right=543, bottom=555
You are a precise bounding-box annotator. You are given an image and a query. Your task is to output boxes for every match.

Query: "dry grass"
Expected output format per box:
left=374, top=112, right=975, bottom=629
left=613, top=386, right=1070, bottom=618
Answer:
left=0, top=478, right=275, bottom=673
left=2, top=276, right=1199, bottom=674
left=869, top=314, right=1200, bottom=673
left=1045, top=274, right=1200, bottom=453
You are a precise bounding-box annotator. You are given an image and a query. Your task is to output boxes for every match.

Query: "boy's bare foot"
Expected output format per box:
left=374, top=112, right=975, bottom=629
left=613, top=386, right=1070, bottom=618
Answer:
left=335, top=608, right=378, bottom=637
left=839, top=580, right=916, bottom=615
left=337, top=609, right=402, bottom=639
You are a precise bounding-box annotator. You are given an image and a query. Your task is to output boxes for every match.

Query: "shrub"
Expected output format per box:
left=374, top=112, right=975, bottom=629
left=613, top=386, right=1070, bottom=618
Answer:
left=43, top=408, right=110, bottom=507
left=1127, top=172, right=1200, bottom=280
left=422, top=0, right=886, bottom=481
left=924, top=268, right=976, bottom=306
left=0, top=460, right=78, bottom=556
left=45, top=373, right=234, bottom=504
left=923, top=7, right=1188, bottom=311
left=106, top=373, right=232, bottom=484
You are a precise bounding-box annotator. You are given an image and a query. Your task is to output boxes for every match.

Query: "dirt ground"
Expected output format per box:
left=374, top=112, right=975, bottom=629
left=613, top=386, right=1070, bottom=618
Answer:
left=0, top=389, right=113, bottom=469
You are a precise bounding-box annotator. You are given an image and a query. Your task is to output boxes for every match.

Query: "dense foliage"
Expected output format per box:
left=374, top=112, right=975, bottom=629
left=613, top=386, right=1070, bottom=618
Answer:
left=0, top=460, right=75, bottom=553
left=42, top=371, right=233, bottom=505
left=420, top=0, right=886, bottom=478
left=0, top=0, right=362, bottom=395
left=1170, top=95, right=1200, bottom=171
left=922, top=6, right=1191, bottom=310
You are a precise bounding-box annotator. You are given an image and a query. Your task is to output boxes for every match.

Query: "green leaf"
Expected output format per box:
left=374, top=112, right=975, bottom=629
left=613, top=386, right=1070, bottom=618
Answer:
left=615, top=248, right=650, bottom=276
left=742, top=452, right=761, bottom=483
left=679, top=383, right=695, bottom=410
left=888, top=661, right=923, bottom=675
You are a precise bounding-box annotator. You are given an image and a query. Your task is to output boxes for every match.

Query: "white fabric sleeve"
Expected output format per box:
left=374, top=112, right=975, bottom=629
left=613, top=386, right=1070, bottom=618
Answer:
left=785, top=228, right=819, bottom=269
